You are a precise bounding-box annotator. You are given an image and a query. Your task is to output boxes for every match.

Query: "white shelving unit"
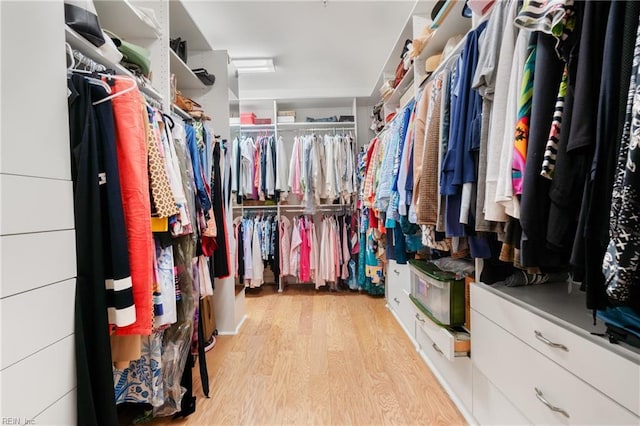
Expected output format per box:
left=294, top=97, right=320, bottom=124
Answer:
left=169, top=49, right=207, bottom=90
left=232, top=97, right=359, bottom=142
left=412, top=0, right=471, bottom=89
left=65, top=0, right=244, bottom=336
left=230, top=98, right=359, bottom=293
left=383, top=69, right=414, bottom=115
left=376, top=0, right=471, bottom=124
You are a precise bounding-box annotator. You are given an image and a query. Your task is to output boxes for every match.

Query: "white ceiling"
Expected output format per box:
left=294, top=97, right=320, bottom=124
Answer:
left=185, top=0, right=417, bottom=101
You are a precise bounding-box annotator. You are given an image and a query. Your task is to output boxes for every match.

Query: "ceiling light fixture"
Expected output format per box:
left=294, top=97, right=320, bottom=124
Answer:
left=232, top=58, right=275, bottom=74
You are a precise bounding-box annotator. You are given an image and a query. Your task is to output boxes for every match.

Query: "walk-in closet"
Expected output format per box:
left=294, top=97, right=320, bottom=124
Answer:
left=1, top=1, right=639, bottom=425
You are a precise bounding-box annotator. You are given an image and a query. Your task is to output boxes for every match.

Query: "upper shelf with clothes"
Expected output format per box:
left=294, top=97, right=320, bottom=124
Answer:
left=375, top=0, right=474, bottom=119
left=65, top=26, right=163, bottom=103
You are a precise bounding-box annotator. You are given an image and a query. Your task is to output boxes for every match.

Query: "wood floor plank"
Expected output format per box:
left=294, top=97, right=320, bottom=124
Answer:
left=368, top=371, right=411, bottom=425
left=146, top=288, right=466, bottom=426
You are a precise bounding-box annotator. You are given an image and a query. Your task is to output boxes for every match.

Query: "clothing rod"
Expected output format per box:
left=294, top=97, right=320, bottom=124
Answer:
left=70, top=46, right=164, bottom=103
left=138, top=81, right=163, bottom=102
left=143, top=92, right=162, bottom=108
left=233, top=205, right=278, bottom=209
left=171, top=104, right=192, bottom=121
left=280, top=204, right=350, bottom=208
left=277, top=128, right=354, bottom=133
left=236, top=129, right=275, bottom=134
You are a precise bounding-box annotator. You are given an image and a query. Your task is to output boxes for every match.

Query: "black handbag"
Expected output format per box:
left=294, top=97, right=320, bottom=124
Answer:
left=192, top=68, right=216, bottom=86
left=64, top=0, right=105, bottom=47
left=170, top=37, right=188, bottom=63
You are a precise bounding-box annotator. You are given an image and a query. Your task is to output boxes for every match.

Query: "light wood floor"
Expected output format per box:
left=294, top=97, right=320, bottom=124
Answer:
left=152, top=285, right=466, bottom=426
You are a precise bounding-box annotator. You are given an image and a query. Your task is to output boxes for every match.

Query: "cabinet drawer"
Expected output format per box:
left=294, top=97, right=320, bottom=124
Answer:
left=413, top=302, right=470, bottom=361
left=471, top=284, right=640, bottom=416
left=388, top=260, right=411, bottom=293
left=388, top=287, right=416, bottom=338
left=415, top=318, right=472, bottom=410
left=472, top=309, right=639, bottom=425
left=472, top=365, right=532, bottom=426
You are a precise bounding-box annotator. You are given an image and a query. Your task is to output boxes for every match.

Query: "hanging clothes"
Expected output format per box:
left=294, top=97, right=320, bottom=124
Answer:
left=211, top=141, right=230, bottom=278
left=284, top=133, right=358, bottom=209
left=275, top=136, right=289, bottom=200
left=154, top=239, right=176, bottom=327
left=113, top=332, right=165, bottom=407
left=290, top=217, right=302, bottom=279
left=603, top=13, right=640, bottom=310
left=299, top=216, right=311, bottom=282
left=68, top=74, right=126, bottom=426
left=111, top=78, right=154, bottom=336
left=279, top=216, right=292, bottom=277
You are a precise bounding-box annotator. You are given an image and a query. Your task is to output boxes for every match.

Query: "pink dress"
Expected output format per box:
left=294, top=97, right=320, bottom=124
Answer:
left=299, top=217, right=311, bottom=282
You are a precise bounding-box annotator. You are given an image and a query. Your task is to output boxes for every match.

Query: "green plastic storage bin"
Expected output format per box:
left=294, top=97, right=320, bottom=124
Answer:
left=408, top=259, right=465, bottom=326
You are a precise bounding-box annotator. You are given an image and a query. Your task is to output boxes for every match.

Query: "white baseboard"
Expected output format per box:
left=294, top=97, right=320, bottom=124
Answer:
left=387, top=304, right=419, bottom=350
left=417, top=348, right=477, bottom=425
left=217, top=314, right=247, bottom=336
left=387, top=303, right=477, bottom=425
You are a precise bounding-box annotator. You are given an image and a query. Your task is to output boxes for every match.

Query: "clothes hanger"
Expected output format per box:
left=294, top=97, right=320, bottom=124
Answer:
left=163, top=113, right=175, bottom=130
left=67, top=47, right=138, bottom=106
left=66, top=44, right=112, bottom=95
left=92, top=74, right=137, bottom=106
left=68, top=65, right=137, bottom=106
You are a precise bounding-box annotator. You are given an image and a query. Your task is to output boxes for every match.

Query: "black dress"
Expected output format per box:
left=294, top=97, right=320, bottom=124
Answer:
left=68, top=74, right=129, bottom=426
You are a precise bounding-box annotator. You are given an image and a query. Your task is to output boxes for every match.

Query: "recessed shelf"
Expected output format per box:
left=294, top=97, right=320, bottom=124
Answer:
left=169, top=50, right=207, bottom=91
left=413, top=0, right=472, bottom=84
left=383, top=70, right=415, bottom=109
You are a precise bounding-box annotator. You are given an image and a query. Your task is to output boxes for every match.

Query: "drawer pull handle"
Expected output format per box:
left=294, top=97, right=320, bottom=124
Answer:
left=415, top=313, right=425, bottom=323
left=535, top=388, right=570, bottom=419
left=534, top=330, right=569, bottom=352
left=393, top=297, right=400, bottom=304
left=432, top=343, right=444, bottom=356
left=394, top=270, right=400, bottom=275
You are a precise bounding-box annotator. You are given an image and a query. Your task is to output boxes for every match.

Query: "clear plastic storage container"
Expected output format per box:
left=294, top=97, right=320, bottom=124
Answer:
left=408, top=259, right=465, bottom=326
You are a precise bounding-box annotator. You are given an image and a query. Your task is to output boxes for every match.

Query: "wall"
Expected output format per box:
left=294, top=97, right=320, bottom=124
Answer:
left=356, top=104, right=375, bottom=147
left=0, top=1, right=77, bottom=423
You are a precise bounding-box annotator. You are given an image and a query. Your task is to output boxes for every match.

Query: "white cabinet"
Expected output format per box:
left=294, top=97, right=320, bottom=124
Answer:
left=66, top=0, right=243, bottom=335
left=472, top=283, right=640, bottom=417
left=471, top=283, right=640, bottom=425
left=386, top=260, right=416, bottom=343
left=472, top=309, right=638, bottom=425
